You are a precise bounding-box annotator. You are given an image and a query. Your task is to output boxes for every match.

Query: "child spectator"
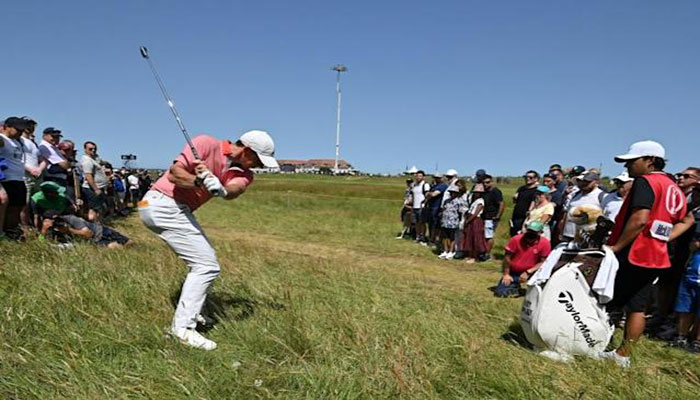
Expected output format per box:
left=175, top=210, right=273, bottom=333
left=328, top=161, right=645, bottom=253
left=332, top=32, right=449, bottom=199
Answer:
left=494, top=221, right=551, bottom=297
left=438, top=186, right=467, bottom=259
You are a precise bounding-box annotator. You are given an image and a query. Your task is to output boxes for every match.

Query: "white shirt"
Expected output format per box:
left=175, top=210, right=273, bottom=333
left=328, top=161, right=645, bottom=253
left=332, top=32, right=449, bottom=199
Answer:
left=21, top=136, right=41, bottom=180
left=411, top=181, right=430, bottom=209
left=127, top=174, right=140, bottom=190
left=468, top=198, right=485, bottom=218
left=39, top=139, right=68, bottom=180
left=441, top=177, right=459, bottom=207
left=0, top=133, right=25, bottom=181
left=601, top=192, right=624, bottom=221
left=563, top=187, right=604, bottom=238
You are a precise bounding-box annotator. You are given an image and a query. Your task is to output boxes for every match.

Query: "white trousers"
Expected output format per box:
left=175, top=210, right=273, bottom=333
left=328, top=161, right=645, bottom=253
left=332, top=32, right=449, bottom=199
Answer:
left=139, top=190, right=220, bottom=329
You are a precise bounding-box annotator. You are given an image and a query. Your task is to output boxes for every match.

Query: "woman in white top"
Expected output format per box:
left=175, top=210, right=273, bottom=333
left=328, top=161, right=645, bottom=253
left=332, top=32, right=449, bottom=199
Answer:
left=522, top=185, right=555, bottom=240
left=460, top=184, right=488, bottom=263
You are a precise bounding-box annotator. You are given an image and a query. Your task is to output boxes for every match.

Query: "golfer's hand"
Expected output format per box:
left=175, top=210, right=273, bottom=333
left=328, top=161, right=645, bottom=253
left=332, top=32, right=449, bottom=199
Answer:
left=193, top=160, right=212, bottom=179
left=502, top=274, right=513, bottom=286
left=203, top=175, right=228, bottom=197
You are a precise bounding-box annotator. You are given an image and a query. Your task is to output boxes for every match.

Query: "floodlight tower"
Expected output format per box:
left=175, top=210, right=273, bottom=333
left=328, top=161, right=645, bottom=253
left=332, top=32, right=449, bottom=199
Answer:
left=332, top=64, right=347, bottom=174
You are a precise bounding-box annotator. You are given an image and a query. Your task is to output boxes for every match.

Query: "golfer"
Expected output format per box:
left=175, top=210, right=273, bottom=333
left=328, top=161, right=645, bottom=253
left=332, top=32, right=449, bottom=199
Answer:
left=139, top=130, right=277, bottom=350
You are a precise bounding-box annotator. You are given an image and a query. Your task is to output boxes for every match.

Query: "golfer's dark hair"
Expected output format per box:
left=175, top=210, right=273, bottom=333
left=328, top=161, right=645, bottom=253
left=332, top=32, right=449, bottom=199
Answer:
left=645, top=156, right=665, bottom=171
left=83, top=141, right=96, bottom=149
left=235, top=140, right=245, bottom=147
left=526, top=170, right=540, bottom=179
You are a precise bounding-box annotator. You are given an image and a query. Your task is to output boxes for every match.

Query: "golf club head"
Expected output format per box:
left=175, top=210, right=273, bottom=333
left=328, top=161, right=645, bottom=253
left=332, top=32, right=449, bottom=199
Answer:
left=139, top=46, right=149, bottom=59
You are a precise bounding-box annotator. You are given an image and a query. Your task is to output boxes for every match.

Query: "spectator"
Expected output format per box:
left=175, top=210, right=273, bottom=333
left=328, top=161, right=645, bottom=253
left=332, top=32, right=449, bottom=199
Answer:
left=38, top=127, right=70, bottom=186
left=602, top=141, right=691, bottom=368
left=671, top=250, right=700, bottom=352
left=522, top=185, right=555, bottom=240
left=601, top=171, right=634, bottom=221
left=440, top=169, right=459, bottom=207
left=453, top=179, right=471, bottom=259
left=19, top=118, right=46, bottom=226
left=548, top=166, right=568, bottom=243
left=40, top=210, right=130, bottom=249
left=114, top=170, right=127, bottom=214
left=482, top=174, right=504, bottom=258
left=138, top=169, right=152, bottom=199
left=397, top=179, right=414, bottom=239
left=474, top=169, right=487, bottom=185
left=127, top=170, right=140, bottom=206
left=29, top=181, right=74, bottom=228
left=558, top=171, right=604, bottom=242
left=58, top=141, right=81, bottom=204
left=0, top=117, right=29, bottom=239
left=438, top=186, right=467, bottom=259
left=410, top=170, right=431, bottom=244
left=494, top=221, right=551, bottom=297
left=424, top=173, right=448, bottom=244
left=81, top=141, right=108, bottom=222
left=510, top=170, right=540, bottom=236
left=460, top=183, right=487, bottom=263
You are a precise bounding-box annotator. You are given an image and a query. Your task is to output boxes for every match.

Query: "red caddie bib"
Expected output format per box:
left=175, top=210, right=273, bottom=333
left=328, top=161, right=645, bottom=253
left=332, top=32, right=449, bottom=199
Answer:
left=609, top=173, right=687, bottom=268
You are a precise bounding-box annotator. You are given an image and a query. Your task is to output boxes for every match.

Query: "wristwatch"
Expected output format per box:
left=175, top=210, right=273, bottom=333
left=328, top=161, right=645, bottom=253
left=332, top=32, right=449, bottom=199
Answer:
left=194, top=176, right=204, bottom=187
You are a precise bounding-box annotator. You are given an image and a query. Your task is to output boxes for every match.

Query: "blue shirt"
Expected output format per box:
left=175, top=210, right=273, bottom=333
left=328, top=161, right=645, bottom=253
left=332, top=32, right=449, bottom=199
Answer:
left=427, top=183, right=448, bottom=210
left=685, top=251, right=700, bottom=286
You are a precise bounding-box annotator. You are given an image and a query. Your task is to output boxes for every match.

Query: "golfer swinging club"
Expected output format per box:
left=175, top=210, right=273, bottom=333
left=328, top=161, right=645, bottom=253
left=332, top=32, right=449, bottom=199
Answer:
left=139, top=130, right=278, bottom=350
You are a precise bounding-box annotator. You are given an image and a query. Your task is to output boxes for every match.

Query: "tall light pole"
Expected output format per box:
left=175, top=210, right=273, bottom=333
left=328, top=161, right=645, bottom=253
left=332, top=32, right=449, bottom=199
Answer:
left=332, top=64, right=347, bottom=174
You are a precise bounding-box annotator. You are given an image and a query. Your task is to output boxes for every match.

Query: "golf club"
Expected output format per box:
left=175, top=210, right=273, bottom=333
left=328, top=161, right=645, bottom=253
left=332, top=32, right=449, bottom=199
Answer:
left=139, top=46, right=200, bottom=160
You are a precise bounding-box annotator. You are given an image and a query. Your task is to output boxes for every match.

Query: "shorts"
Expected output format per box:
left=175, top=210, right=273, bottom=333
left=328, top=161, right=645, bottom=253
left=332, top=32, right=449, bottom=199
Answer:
left=607, top=255, right=661, bottom=313
left=440, top=227, right=457, bottom=241
left=411, top=208, right=423, bottom=224
left=117, top=191, right=126, bottom=202
left=2, top=180, right=27, bottom=207
left=82, top=186, right=107, bottom=212
left=96, top=227, right=130, bottom=247
left=674, top=279, right=700, bottom=315
left=484, top=219, right=498, bottom=240
left=24, top=178, right=41, bottom=202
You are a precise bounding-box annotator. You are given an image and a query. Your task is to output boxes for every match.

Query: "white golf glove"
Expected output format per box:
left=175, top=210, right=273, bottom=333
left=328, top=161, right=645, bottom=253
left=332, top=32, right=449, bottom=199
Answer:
left=203, top=175, right=228, bottom=197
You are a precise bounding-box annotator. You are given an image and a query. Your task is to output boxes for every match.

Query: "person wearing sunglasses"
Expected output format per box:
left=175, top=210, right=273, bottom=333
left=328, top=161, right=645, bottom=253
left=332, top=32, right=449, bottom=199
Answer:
left=510, top=170, right=540, bottom=237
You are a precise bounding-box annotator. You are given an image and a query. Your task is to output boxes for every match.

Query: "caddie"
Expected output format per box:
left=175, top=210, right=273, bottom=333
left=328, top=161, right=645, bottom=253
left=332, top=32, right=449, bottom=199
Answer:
left=139, top=130, right=278, bottom=350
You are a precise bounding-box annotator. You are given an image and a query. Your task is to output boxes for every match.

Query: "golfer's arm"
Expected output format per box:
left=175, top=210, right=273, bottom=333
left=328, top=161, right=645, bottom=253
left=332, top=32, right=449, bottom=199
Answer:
left=223, top=178, right=248, bottom=200
left=610, top=208, right=649, bottom=253
left=669, top=213, right=695, bottom=242
left=168, top=162, right=198, bottom=189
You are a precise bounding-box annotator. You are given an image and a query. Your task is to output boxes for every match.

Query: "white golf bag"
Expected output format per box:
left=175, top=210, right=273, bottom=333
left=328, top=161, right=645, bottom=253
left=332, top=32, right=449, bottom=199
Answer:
left=520, top=247, right=617, bottom=360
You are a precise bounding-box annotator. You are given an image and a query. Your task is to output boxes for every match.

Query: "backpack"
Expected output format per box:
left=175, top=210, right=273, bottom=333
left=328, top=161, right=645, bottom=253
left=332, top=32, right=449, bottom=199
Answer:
left=520, top=248, right=615, bottom=360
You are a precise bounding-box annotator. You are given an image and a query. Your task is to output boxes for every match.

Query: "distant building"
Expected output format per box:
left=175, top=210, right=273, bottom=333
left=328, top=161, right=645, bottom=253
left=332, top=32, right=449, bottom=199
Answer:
left=275, top=159, right=355, bottom=175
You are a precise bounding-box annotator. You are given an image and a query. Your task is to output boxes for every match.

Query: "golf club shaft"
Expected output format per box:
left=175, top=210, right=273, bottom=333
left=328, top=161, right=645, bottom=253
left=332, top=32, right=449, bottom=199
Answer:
left=139, top=46, right=200, bottom=160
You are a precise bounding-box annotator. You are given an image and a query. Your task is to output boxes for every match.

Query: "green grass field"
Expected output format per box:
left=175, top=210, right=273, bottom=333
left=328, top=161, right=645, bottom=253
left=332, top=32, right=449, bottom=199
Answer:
left=2, top=174, right=699, bottom=399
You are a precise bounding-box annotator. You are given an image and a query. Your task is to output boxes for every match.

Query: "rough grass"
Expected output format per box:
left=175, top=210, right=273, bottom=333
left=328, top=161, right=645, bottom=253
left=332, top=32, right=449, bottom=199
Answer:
left=1, top=175, right=698, bottom=399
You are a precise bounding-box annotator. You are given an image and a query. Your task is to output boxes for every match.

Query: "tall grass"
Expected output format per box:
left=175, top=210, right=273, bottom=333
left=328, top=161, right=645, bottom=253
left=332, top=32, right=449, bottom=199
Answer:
left=1, top=175, right=697, bottom=399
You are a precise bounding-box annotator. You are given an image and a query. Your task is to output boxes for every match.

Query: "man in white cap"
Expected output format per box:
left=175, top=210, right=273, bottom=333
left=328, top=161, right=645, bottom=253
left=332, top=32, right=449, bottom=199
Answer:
left=139, top=130, right=277, bottom=350
left=601, top=140, right=692, bottom=367
left=440, top=169, right=459, bottom=207
left=600, top=171, right=634, bottom=221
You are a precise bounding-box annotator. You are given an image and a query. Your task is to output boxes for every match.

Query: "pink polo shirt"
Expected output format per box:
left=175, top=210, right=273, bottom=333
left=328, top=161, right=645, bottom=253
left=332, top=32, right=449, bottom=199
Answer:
left=152, top=135, right=254, bottom=211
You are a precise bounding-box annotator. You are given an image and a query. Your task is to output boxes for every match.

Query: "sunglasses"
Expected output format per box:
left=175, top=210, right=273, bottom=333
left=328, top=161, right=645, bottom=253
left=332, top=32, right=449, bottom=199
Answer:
left=524, top=175, right=537, bottom=179
left=86, top=147, right=97, bottom=151
left=677, top=173, right=698, bottom=180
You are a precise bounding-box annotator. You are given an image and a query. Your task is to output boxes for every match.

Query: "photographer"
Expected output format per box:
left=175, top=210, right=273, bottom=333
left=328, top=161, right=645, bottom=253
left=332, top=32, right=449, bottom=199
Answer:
left=40, top=210, right=130, bottom=249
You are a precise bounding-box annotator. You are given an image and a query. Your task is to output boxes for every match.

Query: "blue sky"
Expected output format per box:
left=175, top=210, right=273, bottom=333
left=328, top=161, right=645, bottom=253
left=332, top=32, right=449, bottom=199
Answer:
left=2, top=0, right=699, bottom=175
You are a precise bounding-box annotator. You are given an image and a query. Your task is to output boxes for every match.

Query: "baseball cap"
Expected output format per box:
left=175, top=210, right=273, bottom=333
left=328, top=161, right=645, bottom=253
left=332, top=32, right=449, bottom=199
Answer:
left=614, top=140, right=665, bottom=163
left=536, top=185, right=553, bottom=194
left=567, top=165, right=586, bottom=177
left=475, top=169, right=486, bottom=177
left=525, top=221, right=545, bottom=233
left=432, top=172, right=443, bottom=178
left=40, top=181, right=66, bottom=196
left=445, top=169, right=458, bottom=177
left=43, top=127, right=62, bottom=137
left=613, top=171, right=633, bottom=183
left=2, top=116, right=27, bottom=130
left=239, top=130, right=278, bottom=168
left=577, top=171, right=600, bottom=182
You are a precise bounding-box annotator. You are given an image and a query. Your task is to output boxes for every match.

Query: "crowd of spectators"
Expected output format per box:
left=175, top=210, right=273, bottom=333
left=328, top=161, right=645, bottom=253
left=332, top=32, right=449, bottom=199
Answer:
left=0, top=116, right=153, bottom=247
left=399, top=140, right=700, bottom=362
